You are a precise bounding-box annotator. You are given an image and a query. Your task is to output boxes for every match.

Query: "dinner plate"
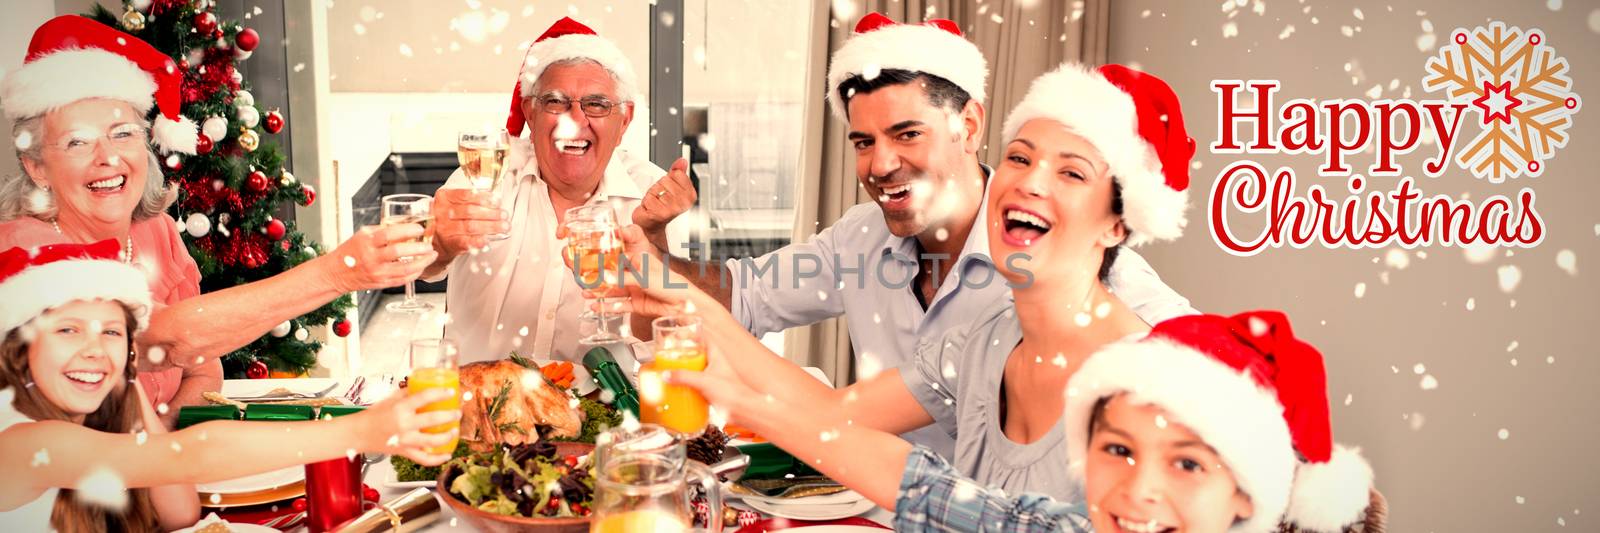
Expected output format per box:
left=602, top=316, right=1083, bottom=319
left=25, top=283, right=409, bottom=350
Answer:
left=742, top=497, right=878, bottom=522
left=733, top=488, right=864, bottom=507
left=197, top=465, right=305, bottom=495
left=771, top=526, right=888, bottom=533
left=174, top=516, right=281, bottom=533
left=221, top=378, right=339, bottom=399
left=200, top=481, right=306, bottom=509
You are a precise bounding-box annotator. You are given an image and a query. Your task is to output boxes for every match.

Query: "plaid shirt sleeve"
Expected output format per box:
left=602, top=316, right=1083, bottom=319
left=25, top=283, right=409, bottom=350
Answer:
left=893, top=446, right=1093, bottom=533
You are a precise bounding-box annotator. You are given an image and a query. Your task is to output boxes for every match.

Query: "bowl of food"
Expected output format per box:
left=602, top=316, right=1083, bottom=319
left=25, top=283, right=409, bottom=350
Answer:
left=438, top=441, right=597, bottom=533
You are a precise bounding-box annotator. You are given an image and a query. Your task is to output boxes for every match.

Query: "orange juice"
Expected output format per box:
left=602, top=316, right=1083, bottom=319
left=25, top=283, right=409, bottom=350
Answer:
left=590, top=509, right=688, bottom=533
left=407, top=367, right=460, bottom=454
left=639, top=346, right=708, bottom=435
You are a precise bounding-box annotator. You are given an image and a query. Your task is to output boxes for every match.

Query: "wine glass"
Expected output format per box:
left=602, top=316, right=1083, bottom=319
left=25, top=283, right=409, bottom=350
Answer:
left=457, top=128, right=512, bottom=241
left=382, top=193, right=434, bottom=313
left=564, top=204, right=622, bottom=324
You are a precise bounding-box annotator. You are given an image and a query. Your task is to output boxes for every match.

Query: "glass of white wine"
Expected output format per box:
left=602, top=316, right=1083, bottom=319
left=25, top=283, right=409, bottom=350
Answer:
left=457, top=128, right=511, bottom=241
left=382, top=193, right=434, bottom=313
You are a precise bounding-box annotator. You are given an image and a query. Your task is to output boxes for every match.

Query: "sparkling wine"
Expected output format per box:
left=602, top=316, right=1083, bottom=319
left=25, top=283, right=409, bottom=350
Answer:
left=567, top=226, right=620, bottom=291
left=457, top=139, right=509, bottom=190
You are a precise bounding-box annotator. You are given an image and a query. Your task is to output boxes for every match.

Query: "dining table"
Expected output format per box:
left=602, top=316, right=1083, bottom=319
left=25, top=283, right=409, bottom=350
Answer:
left=211, top=374, right=896, bottom=532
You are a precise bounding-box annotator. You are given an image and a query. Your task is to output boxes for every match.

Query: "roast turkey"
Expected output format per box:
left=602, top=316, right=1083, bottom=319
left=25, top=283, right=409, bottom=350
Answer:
left=456, top=359, right=582, bottom=450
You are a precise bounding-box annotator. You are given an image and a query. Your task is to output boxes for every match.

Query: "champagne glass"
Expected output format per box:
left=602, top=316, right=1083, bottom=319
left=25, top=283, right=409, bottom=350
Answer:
left=640, top=316, right=708, bottom=436
left=382, top=193, right=434, bottom=313
left=456, top=128, right=511, bottom=241
left=564, top=204, right=622, bottom=328
left=408, top=338, right=461, bottom=455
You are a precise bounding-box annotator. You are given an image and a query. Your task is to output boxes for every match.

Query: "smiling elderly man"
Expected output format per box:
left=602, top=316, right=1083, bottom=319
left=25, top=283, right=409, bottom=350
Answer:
left=423, top=17, right=694, bottom=363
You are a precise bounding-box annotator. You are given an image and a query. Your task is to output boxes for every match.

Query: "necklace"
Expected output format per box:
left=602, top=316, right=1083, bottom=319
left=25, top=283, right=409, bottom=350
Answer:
left=52, top=219, right=133, bottom=264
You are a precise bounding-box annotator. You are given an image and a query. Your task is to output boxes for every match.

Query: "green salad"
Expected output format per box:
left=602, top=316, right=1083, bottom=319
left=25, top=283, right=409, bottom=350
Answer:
left=392, top=398, right=620, bottom=483
left=446, top=442, right=595, bottom=518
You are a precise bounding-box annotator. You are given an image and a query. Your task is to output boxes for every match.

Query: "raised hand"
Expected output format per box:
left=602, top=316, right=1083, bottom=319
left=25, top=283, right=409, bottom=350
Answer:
left=324, top=223, right=438, bottom=293
left=631, top=158, right=696, bottom=250
left=431, top=188, right=509, bottom=259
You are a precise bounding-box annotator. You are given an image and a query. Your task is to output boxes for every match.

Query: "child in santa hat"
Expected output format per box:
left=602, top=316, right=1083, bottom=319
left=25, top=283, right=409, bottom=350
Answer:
left=0, top=242, right=459, bottom=531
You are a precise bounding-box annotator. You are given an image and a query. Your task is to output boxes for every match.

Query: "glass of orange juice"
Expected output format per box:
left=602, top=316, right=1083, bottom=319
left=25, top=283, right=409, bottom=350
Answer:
left=408, top=338, right=460, bottom=454
left=639, top=316, right=709, bottom=436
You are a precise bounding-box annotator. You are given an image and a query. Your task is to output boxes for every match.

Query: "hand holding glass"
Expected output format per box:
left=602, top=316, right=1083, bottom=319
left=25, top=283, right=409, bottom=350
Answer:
left=382, top=193, right=434, bottom=313
left=456, top=128, right=511, bottom=241
left=408, top=338, right=461, bottom=455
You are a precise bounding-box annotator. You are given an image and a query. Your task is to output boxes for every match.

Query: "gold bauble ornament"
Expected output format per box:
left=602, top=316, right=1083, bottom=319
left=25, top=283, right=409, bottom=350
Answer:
left=121, top=7, right=147, bottom=32
left=279, top=169, right=297, bottom=186
left=238, top=128, right=260, bottom=151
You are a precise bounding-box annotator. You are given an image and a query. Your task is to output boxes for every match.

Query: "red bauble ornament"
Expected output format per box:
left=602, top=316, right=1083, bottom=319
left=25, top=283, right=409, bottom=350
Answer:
left=236, top=27, right=260, bottom=51
left=263, top=110, right=285, bottom=134
left=300, top=184, right=316, bottom=206
left=265, top=219, right=286, bottom=240
left=195, top=134, right=213, bottom=154
left=332, top=320, right=352, bottom=337
left=245, top=360, right=269, bottom=379
left=247, top=170, right=269, bottom=192
left=193, top=12, right=218, bottom=35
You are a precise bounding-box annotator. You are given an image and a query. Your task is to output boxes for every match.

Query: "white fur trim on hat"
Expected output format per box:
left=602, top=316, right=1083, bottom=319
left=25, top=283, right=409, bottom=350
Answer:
left=1, top=49, right=156, bottom=120
left=1285, top=445, right=1374, bottom=531
left=1063, top=337, right=1296, bottom=533
left=518, top=34, right=641, bottom=103
left=1001, top=64, right=1187, bottom=247
left=825, top=23, right=988, bottom=118
left=152, top=114, right=198, bottom=154
left=0, top=258, right=152, bottom=336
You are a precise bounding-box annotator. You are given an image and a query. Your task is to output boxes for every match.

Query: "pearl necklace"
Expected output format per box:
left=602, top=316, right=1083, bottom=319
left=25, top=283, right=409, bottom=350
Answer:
left=52, top=219, right=133, bottom=264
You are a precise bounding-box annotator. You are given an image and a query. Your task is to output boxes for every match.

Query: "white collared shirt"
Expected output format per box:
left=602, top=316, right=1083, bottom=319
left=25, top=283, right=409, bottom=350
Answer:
left=431, top=137, right=689, bottom=364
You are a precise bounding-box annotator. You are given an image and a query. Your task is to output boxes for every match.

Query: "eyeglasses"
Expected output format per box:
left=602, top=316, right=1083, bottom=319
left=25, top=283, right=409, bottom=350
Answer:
left=535, top=94, right=623, bottom=118
left=49, top=124, right=149, bottom=160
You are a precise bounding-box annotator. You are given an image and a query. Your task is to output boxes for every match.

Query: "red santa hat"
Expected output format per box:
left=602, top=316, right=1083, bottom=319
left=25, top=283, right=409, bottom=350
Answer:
left=0, top=241, right=153, bottom=337
left=1001, top=63, right=1194, bottom=246
left=1062, top=311, right=1374, bottom=533
left=505, top=17, right=640, bottom=137
left=1, top=15, right=198, bottom=155
left=825, top=12, right=988, bottom=118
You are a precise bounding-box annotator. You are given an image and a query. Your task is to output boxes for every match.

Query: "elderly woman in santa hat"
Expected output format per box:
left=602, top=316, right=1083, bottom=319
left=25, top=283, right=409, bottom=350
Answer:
left=0, top=241, right=459, bottom=531
left=0, top=16, right=435, bottom=424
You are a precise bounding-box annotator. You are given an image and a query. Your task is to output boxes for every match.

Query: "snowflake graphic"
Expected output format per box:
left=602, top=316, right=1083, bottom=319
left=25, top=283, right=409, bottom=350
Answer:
left=1422, top=21, right=1581, bottom=182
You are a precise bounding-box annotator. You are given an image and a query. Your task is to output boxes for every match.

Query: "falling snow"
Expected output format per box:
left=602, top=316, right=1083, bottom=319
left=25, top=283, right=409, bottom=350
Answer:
left=1557, top=250, right=1578, bottom=275
left=1419, top=374, right=1439, bottom=390
left=1354, top=282, right=1367, bottom=299
left=1498, top=428, right=1510, bottom=440
left=75, top=468, right=128, bottom=511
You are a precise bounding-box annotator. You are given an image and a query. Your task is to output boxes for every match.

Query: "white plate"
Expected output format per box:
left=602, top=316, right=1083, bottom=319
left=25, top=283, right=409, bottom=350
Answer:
left=529, top=359, right=598, bottom=396
left=174, top=514, right=280, bottom=533
left=732, top=487, right=864, bottom=506
left=743, top=497, right=878, bottom=521
left=196, top=465, right=305, bottom=495
left=772, top=526, right=886, bottom=533
left=221, top=378, right=339, bottom=399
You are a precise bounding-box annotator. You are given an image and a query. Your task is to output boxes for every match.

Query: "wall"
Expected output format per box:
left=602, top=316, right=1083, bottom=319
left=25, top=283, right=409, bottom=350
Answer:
left=325, top=0, right=648, bottom=94
left=0, top=1, right=57, bottom=180
left=1109, top=1, right=1599, bottom=531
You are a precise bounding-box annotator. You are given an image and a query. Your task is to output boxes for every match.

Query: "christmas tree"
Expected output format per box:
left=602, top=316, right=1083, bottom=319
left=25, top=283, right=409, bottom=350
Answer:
left=91, top=0, right=352, bottom=379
